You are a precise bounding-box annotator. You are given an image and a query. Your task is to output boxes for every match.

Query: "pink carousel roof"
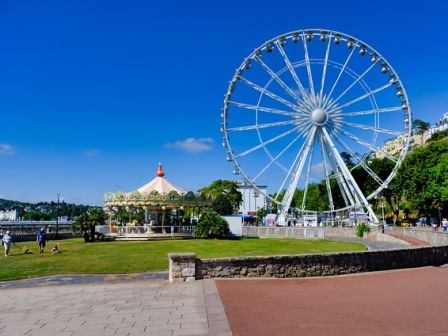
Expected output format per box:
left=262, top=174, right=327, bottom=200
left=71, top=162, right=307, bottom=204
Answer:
left=137, top=163, right=184, bottom=195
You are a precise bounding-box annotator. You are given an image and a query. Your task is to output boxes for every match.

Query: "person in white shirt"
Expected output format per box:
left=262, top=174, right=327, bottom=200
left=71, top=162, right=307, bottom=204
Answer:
left=2, top=231, right=13, bottom=257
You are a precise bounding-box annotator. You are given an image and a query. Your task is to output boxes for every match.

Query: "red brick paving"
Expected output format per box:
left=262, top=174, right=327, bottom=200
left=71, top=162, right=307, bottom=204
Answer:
left=217, top=267, right=448, bottom=336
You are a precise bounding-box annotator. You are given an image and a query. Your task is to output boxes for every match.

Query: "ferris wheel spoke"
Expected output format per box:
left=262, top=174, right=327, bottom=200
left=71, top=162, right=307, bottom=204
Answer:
left=275, top=127, right=316, bottom=201
left=339, top=120, right=402, bottom=136
left=324, top=42, right=358, bottom=107
left=252, top=132, right=304, bottom=182
left=302, top=32, right=315, bottom=94
left=326, top=61, right=379, bottom=111
left=335, top=127, right=398, bottom=163
left=324, top=140, right=354, bottom=207
left=234, top=125, right=302, bottom=159
left=332, top=132, right=384, bottom=186
left=337, top=106, right=402, bottom=118
left=322, top=127, right=378, bottom=221
left=322, top=138, right=354, bottom=206
left=318, top=133, right=334, bottom=210
left=238, top=76, right=303, bottom=112
left=319, top=32, right=333, bottom=105
left=275, top=41, right=310, bottom=103
left=301, top=137, right=316, bottom=210
left=329, top=82, right=392, bottom=112
left=280, top=127, right=317, bottom=214
left=254, top=56, right=312, bottom=110
left=228, top=101, right=301, bottom=118
left=227, top=119, right=300, bottom=132
left=297, top=122, right=314, bottom=137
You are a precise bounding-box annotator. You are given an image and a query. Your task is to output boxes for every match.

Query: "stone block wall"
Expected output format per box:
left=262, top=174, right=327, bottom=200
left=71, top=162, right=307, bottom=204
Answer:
left=168, top=253, right=196, bottom=283
left=388, top=228, right=448, bottom=246
left=169, top=246, right=448, bottom=281
left=197, top=246, right=448, bottom=279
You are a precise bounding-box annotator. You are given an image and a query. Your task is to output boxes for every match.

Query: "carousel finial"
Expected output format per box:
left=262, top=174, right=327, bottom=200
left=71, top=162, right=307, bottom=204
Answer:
left=157, top=162, right=165, bottom=177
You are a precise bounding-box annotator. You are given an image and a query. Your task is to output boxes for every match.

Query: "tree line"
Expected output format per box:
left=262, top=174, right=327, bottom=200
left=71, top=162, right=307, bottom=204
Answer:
left=0, top=199, right=101, bottom=221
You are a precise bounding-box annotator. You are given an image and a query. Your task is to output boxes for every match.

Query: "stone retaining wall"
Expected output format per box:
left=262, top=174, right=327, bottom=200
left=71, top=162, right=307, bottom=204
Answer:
left=323, top=227, right=357, bottom=238
left=168, top=246, right=448, bottom=282
left=388, top=228, right=448, bottom=246
left=168, top=253, right=196, bottom=283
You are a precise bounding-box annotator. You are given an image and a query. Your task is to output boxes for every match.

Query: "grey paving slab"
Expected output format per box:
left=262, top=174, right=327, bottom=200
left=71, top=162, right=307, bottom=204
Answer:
left=0, top=279, right=233, bottom=336
left=328, top=237, right=407, bottom=250
left=0, top=271, right=168, bottom=289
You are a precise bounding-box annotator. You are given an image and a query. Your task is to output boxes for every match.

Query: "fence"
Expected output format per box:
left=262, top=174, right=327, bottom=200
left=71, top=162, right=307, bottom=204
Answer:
left=242, top=226, right=325, bottom=239
left=96, top=225, right=196, bottom=239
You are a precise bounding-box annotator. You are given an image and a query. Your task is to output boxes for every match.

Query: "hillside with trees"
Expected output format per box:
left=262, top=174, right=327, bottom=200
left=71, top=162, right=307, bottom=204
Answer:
left=0, top=199, right=101, bottom=221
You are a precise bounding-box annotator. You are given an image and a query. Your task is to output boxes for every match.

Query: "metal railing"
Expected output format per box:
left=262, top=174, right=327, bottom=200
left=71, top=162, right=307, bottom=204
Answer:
left=242, top=226, right=325, bottom=239
left=0, top=220, right=74, bottom=226
left=97, top=225, right=196, bottom=238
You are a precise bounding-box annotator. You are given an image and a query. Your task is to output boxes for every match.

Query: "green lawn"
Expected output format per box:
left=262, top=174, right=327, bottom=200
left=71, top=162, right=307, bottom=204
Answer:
left=0, top=238, right=365, bottom=280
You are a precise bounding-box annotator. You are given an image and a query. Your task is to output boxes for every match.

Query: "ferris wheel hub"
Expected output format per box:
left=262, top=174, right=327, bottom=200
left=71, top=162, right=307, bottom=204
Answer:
left=311, top=108, right=328, bottom=125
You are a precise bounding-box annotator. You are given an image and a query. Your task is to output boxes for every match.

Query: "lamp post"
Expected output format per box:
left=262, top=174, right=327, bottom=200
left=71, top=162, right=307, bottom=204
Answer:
left=381, top=199, right=385, bottom=226
left=162, top=205, right=166, bottom=233
left=55, top=193, right=60, bottom=239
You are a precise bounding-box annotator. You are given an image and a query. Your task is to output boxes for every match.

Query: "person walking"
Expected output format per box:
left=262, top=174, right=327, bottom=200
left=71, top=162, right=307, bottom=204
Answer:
left=37, top=227, right=47, bottom=253
left=2, top=231, right=13, bottom=257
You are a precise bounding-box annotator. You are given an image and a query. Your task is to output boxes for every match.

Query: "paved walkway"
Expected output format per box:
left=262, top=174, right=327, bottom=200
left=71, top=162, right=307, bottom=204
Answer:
left=217, top=266, right=448, bottom=336
left=0, top=272, right=168, bottom=289
left=328, top=237, right=408, bottom=250
left=0, top=279, right=232, bottom=336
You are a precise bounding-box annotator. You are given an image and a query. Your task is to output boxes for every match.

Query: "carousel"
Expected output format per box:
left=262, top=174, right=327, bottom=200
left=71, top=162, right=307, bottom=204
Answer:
left=104, top=163, right=209, bottom=240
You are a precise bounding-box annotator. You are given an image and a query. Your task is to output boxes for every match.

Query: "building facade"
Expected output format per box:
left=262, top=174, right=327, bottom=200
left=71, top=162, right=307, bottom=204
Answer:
left=238, top=183, right=269, bottom=215
left=373, top=132, right=426, bottom=159
left=374, top=112, right=448, bottom=159
left=0, top=210, right=17, bottom=221
left=426, top=112, right=448, bottom=138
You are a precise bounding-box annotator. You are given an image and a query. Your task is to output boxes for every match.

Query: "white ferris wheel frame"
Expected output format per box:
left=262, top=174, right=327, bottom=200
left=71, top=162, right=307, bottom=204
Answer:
left=221, top=29, right=412, bottom=223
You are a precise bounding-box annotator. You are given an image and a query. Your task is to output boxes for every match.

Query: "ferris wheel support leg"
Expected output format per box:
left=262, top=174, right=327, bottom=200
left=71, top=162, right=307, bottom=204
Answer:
left=279, top=127, right=317, bottom=223
left=321, top=127, right=379, bottom=224
left=323, top=139, right=356, bottom=207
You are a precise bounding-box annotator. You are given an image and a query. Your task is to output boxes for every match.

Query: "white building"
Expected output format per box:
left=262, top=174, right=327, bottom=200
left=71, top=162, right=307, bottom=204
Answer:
left=0, top=210, right=17, bottom=221
left=427, top=112, right=448, bottom=138
left=238, top=183, right=269, bottom=215
left=374, top=112, right=448, bottom=159
left=373, top=132, right=426, bottom=159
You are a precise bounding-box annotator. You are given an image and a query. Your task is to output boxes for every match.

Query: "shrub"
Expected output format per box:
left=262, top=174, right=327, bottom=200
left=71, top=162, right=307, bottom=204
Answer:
left=356, top=223, right=370, bottom=238
left=195, top=210, right=230, bottom=238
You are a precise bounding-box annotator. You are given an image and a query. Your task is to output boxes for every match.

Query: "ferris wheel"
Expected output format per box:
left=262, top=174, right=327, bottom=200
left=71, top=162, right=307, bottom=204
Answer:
left=221, top=29, right=412, bottom=224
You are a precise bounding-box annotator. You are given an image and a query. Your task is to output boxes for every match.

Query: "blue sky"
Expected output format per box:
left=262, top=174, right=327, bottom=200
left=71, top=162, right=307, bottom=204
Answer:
left=1, top=0, right=448, bottom=205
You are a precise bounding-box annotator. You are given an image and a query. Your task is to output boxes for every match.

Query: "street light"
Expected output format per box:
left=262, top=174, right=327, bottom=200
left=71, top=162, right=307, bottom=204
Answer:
left=56, top=193, right=60, bottom=239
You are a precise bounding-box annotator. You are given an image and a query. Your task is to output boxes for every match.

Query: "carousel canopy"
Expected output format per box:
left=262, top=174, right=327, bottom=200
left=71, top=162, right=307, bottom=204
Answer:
left=137, top=163, right=184, bottom=195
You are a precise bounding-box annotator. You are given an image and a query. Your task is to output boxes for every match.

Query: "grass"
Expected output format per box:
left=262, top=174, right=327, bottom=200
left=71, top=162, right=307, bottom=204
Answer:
left=0, top=238, right=365, bottom=280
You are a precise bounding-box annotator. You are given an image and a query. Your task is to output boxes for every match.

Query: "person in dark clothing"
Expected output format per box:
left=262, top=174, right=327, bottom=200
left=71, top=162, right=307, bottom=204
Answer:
left=37, top=227, right=47, bottom=253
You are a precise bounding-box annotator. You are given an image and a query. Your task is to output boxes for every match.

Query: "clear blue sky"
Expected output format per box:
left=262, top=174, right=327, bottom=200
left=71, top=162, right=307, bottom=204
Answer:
left=1, top=0, right=447, bottom=205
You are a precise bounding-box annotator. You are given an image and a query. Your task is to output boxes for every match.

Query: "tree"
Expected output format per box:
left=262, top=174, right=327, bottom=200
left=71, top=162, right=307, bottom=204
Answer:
left=211, top=194, right=234, bottom=215
left=199, top=180, right=242, bottom=215
left=413, top=119, right=430, bottom=134
left=340, top=152, right=353, bottom=166
left=394, top=139, right=448, bottom=221
left=195, top=210, right=230, bottom=238
left=73, top=208, right=106, bottom=242
left=428, top=130, right=448, bottom=142
left=256, top=208, right=267, bottom=225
